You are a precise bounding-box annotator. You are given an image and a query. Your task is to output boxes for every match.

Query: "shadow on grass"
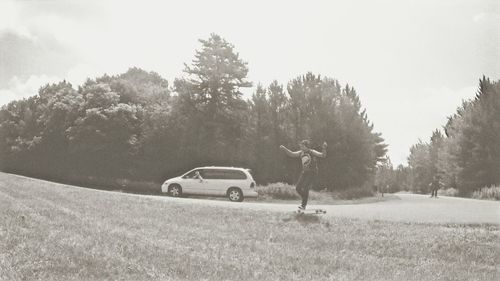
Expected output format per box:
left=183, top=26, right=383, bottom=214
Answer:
left=281, top=213, right=323, bottom=225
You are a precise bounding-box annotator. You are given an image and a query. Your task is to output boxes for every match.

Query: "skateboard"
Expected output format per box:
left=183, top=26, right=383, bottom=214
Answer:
left=296, top=208, right=326, bottom=215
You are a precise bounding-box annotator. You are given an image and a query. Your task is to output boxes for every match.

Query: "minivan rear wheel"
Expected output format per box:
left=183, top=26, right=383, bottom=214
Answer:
left=228, top=188, right=243, bottom=202
left=168, top=184, right=182, bottom=197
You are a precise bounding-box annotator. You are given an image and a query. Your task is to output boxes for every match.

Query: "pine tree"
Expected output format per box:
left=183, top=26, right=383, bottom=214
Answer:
left=455, top=77, right=500, bottom=193
left=174, top=34, right=252, bottom=164
left=408, top=140, right=431, bottom=193
left=429, top=129, right=444, bottom=185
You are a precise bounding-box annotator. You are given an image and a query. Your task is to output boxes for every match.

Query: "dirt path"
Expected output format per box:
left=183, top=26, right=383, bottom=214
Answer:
left=3, top=172, right=499, bottom=225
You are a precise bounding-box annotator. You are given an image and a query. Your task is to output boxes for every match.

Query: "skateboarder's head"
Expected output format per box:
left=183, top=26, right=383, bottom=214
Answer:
left=299, top=139, right=310, bottom=151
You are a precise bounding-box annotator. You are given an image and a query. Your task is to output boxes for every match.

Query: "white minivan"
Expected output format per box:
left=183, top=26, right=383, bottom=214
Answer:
left=161, top=166, right=258, bottom=202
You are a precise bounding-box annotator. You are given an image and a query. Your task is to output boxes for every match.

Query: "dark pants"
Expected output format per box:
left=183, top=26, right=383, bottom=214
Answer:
left=296, top=171, right=315, bottom=207
left=431, top=189, right=438, bottom=197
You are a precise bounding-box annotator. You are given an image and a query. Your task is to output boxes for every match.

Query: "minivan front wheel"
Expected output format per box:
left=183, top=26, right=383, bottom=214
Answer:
left=168, top=184, right=182, bottom=197
left=227, top=188, right=243, bottom=202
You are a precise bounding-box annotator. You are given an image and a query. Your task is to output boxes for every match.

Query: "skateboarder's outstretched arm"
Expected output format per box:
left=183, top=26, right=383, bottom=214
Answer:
left=310, top=142, right=328, bottom=158
left=279, top=145, right=301, bottom=158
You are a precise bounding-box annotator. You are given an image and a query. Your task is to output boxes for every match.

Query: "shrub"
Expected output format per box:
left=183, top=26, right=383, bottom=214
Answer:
left=255, top=182, right=328, bottom=200
left=333, top=185, right=374, bottom=200
left=438, top=188, right=459, bottom=197
left=256, top=182, right=377, bottom=201
left=472, top=186, right=500, bottom=200
left=256, top=182, right=300, bottom=200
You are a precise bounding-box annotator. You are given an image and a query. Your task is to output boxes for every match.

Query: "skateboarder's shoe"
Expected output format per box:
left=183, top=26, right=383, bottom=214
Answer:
left=298, top=205, right=306, bottom=210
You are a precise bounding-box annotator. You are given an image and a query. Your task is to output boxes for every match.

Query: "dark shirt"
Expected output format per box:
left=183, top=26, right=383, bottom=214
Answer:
left=300, top=150, right=317, bottom=172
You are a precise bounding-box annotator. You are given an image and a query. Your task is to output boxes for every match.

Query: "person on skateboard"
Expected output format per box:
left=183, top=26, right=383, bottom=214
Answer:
left=280, top=140, right=327, bottom=210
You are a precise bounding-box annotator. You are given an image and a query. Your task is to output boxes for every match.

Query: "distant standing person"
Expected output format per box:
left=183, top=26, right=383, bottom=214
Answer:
left=429, top=180, right=439, bottom=198
left=280, top=140, right=327, bottom=210
left=379, top=184, right=388, bottom=197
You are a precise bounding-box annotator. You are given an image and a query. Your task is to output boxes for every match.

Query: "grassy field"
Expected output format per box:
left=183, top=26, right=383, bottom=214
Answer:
left=0, top=173, right=498, bottom=281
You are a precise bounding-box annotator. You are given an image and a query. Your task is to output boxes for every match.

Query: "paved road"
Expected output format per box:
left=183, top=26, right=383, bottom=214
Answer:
left=316, top=193, right=500, bottom=224
left=145, top=192, right=500, bottom=225
left=4, top=172, right=500, bottom=225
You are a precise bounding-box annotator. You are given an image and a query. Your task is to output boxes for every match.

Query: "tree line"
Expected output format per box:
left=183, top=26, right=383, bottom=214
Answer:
left=376, top=77, right=500, bottom=196
left=0, top=34, right=387, bottom=191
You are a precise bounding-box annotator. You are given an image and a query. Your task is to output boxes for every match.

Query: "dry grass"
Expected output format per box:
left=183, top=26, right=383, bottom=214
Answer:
left=0, top=173, right=498, bottom=281
left=255, top=182, right=387, bottom=204
left=256, top=182, right=310, bottom=200
left=438, top=188, right=460, bottom=197
left=473, top=186, right=500, bottom=201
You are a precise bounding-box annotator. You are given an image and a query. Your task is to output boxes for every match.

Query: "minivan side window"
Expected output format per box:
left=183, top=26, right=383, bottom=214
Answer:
left=224, top=170, right=247, bottom=180
left=202, top=169, right=247, bottom=180
left=183, top=170, right=201, bottom=179
left=202, top=170, right=225, bottom=179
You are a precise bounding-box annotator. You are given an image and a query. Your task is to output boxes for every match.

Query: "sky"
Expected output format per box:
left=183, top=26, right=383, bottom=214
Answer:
left=0, top=0, right=499, bottom=166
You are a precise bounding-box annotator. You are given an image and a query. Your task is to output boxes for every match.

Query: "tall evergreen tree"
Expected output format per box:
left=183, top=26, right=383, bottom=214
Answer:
left=174, top=33, right=252, bottom=164
left=408, top=140, right=431, bottom=193
left=429, top=129, right=444, bottom=184
left=284, top=73, right=386, bottom=189
left=267, top=81, right=290, bottom=182
left=406, top=76, right=500, bottom=195
left=249, top=85, right=273, bottom=182
left=455, top=77, right=500, bottom=193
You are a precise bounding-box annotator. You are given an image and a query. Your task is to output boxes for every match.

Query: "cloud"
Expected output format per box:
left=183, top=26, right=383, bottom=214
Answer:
left=473, top=12, right=486, bottom=22
left=0, top=1, right=81, bottom=90
left=0, top=31, right=77, bottom=88
left=0, top=1, right=31, bottom=39
left=0, top=74, right=62, bottom=106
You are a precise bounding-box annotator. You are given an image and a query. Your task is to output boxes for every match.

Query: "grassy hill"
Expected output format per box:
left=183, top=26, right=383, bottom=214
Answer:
left=0, top=172, right=497, bottom=281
